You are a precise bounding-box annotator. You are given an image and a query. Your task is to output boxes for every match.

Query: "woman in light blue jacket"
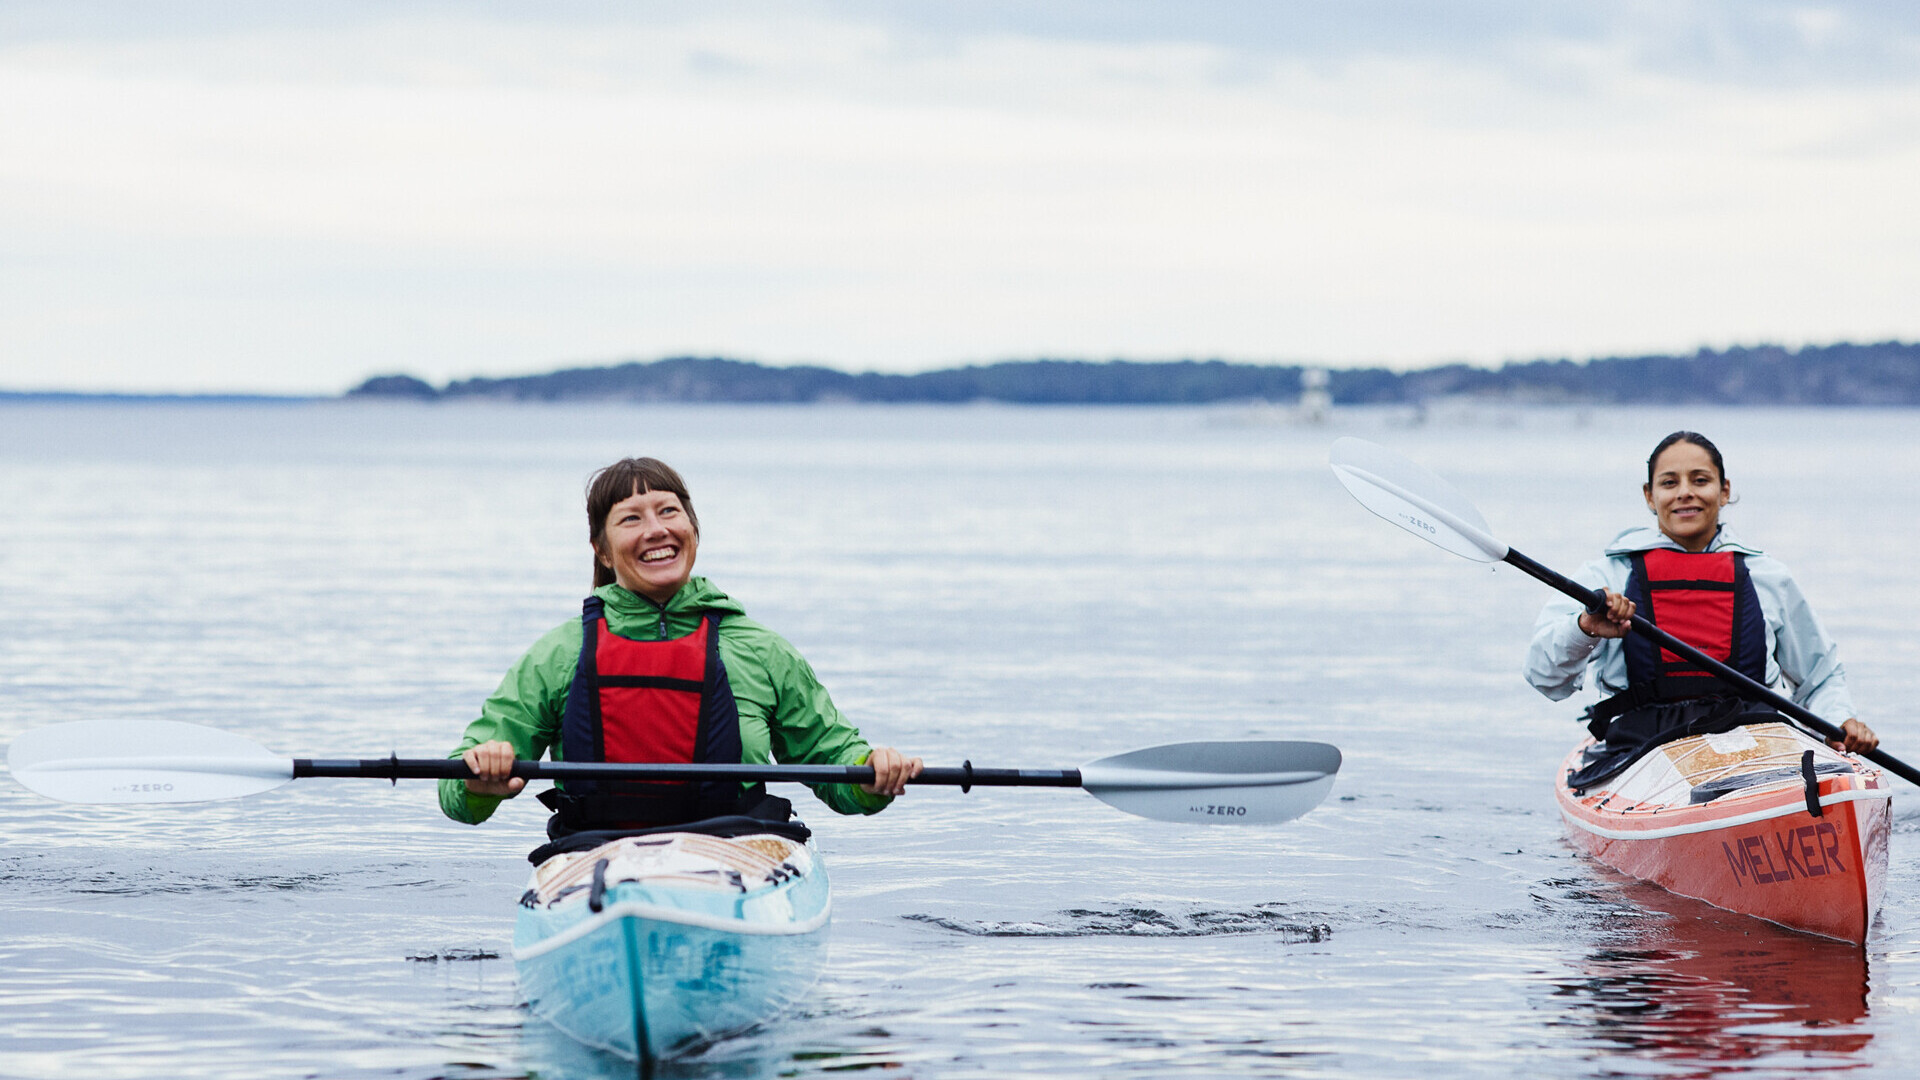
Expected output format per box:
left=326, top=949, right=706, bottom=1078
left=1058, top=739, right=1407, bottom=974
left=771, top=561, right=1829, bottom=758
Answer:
left=1525, top=431, right=1877, bottom=783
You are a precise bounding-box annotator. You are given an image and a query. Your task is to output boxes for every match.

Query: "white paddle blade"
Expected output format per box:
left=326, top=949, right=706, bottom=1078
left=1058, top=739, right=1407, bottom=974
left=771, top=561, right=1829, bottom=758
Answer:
left=7, top=720, right=294, bottom=804
left=1078, top=740, right=1341, bottom=824
left=1328, top=437, right=1508, bottom=563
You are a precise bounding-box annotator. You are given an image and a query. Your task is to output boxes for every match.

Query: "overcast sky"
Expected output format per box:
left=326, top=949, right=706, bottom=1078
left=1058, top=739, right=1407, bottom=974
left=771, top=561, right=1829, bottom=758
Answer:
left=4, top=1, right=1917, bottom=393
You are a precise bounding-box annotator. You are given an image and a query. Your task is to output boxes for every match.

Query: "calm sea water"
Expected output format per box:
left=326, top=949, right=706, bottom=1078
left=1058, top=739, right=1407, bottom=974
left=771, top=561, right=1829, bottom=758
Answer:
left=1, top=401, right=1915, bottom=1079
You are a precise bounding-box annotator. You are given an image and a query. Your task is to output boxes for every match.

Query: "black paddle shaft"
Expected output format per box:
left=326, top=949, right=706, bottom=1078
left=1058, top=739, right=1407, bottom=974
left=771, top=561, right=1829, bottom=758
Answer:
left=292, top=758, right=1083, bottom=790
left=1501, top=547, right=1920, bottom=788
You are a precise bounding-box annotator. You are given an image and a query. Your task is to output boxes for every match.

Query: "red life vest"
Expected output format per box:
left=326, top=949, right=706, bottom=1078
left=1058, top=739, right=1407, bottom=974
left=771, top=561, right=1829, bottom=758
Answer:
left=1589, top=548, right=1768, bottom=727
left=549, top=596, right=748, bottom=831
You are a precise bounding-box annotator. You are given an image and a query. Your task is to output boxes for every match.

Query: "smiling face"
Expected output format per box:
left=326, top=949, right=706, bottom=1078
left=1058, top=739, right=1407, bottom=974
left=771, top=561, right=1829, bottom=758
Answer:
left=595, top=488, right=699, bottom=603
left=1643, top=440, right=1729, bottom=552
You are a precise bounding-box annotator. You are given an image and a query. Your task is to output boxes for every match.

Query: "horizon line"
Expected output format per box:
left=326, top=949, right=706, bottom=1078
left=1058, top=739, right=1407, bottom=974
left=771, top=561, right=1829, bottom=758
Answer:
left=10, top=339, right=1913, bottom=399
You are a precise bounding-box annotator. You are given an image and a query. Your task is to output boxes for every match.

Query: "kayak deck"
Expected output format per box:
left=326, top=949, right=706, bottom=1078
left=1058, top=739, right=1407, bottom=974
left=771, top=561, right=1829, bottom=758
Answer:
left=513, top=831, right=830, bottom=1064
left=1556, top=722, right=1890, bottom=944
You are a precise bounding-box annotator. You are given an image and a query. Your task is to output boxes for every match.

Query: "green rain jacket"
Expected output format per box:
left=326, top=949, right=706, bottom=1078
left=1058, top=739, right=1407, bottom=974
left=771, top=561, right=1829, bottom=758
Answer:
left=439, top=577, right=891, bottom=824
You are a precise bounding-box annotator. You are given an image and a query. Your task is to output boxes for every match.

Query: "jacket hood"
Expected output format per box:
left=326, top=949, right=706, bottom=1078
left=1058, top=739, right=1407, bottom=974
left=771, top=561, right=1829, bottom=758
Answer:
left=594, top=576, right=748, bottom=617
left=1603, top=523, right=1763, bottom=557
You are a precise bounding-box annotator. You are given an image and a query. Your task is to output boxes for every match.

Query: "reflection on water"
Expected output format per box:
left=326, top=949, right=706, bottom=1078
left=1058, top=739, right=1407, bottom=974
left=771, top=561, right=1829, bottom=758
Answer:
left=1550, top=869, right=1871, bottom=1076
left=514, top=1013, right=912, bottom=1080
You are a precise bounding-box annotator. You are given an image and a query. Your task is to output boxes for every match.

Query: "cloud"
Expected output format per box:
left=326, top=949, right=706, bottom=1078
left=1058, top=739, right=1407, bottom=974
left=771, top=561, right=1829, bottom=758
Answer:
left=2, top=3, right=1917, bottom=391
left=15, top=1, right=1918, bottom=84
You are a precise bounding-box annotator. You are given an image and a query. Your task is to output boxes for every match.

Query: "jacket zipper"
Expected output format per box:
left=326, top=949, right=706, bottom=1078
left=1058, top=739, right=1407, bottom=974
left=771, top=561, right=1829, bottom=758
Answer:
left=642, top=595, right=667, bottom=637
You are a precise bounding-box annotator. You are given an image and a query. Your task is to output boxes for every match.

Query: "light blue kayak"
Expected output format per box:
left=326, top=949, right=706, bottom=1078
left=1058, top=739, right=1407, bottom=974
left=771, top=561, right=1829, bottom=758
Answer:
left=513, top=831, right=830, bottom=1065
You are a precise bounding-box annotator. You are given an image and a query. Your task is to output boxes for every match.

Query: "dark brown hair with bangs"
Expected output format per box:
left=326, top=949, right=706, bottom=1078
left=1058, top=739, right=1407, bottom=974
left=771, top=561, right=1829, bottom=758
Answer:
left=585, top=457, right=700, bottom=587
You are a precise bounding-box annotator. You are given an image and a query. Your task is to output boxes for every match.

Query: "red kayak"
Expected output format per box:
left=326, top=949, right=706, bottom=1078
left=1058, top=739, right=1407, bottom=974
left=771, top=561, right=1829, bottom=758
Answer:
left=1556, top=721, right=1891, bottom=944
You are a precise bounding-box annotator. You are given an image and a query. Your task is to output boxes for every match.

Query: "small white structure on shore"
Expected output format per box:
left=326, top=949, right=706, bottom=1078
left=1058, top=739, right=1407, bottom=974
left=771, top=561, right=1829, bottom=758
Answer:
left=1298, top=367, right=1331, bottom=423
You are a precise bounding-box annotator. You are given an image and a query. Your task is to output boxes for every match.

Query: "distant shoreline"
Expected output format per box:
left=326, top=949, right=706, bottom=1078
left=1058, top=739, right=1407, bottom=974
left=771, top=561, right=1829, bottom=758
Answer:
left=9, top=340, right=1920, bottom=406
left=324, top=341, right=1920, bottom=407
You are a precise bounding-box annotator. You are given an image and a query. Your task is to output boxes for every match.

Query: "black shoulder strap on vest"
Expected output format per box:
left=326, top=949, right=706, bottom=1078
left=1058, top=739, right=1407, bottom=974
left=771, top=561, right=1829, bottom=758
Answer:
left=580, top=595, right=606, bottom=764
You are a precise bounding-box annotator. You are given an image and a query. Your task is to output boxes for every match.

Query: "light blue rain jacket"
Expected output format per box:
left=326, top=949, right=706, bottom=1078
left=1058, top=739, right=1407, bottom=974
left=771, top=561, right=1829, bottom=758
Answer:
left=1523, top=524, right=1855, bottom=722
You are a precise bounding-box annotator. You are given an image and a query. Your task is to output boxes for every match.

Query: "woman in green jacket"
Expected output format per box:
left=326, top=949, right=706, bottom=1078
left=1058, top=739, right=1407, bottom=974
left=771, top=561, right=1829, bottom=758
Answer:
left=441, top=457, right=921, bottom=832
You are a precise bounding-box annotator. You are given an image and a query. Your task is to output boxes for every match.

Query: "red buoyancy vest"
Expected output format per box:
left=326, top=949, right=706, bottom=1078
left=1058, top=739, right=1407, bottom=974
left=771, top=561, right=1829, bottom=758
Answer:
left=597, top=618, right=708, bottom=766
left=1589, top=549, right=1769, bottom=727
left=550, top=596, right=747, bottom=830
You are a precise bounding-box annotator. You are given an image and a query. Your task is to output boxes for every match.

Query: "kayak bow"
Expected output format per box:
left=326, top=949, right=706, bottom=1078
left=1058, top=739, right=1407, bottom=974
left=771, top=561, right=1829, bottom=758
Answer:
left=514, top=830, right=830, bottom=1066
left=1557, top=722, right=1890, bottom=943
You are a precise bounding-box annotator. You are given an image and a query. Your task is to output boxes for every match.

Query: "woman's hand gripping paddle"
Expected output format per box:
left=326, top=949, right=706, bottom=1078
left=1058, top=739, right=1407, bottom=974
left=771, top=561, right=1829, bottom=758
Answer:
left=8, top=719, right=1342, bottom=825
left=1328, top=436, right=1920, bottom=788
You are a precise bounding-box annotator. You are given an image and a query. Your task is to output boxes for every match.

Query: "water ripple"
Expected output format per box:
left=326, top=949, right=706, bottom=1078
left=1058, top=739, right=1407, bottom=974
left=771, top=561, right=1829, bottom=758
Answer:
left=904, top=905, right=1334, bottom=940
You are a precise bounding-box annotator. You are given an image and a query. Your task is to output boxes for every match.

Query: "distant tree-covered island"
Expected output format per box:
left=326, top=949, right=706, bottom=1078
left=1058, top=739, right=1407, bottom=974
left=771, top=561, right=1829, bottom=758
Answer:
left=345, top=340, right=1920, bottom=406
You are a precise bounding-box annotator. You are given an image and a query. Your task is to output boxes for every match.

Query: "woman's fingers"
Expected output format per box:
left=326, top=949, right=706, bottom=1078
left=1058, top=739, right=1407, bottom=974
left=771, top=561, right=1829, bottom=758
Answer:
left=1580, top=590, right=1636, bottom=639
left=1602, top=590, right=1634, bottom=628
left=465, top=741, right=512, bottom=778
left=462, top=740, right=525, bottom=797
left=861, top=747, right=897, bottom=795
left=1831, top=718, right=1879, bottom=755
left=861, top=746, right=924, bottom=797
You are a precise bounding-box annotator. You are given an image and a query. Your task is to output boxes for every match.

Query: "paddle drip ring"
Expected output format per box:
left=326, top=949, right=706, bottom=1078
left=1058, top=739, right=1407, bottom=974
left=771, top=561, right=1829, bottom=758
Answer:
left=960, top=760, right=972, bottom=793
